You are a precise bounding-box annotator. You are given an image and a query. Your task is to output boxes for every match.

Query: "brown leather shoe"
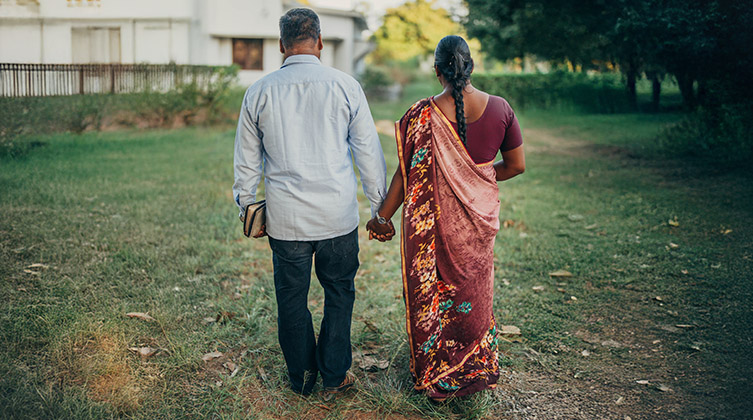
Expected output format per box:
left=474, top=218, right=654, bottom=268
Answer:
left=322, top=372, right=355, bottom=401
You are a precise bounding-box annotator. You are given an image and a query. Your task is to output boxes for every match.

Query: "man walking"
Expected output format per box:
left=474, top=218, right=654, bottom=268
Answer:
left=232, top=8, right=392, bottom=398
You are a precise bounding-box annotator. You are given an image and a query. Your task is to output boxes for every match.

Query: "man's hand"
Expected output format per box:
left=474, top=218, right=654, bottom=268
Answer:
left=253, top=224, right=267, bottom=238
left=366, top=218, right=395, bottom=242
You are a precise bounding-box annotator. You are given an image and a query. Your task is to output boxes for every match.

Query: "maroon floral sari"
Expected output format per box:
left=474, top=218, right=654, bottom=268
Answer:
left=396, top=98, right=501, bottom=399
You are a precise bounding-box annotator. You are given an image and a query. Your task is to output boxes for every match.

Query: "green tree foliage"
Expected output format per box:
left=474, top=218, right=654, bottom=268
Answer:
left=464, top=0, right=611, bottom=68
left=464, top=0, right=753, bottom=111
left=371, top=0, right=461, bottom=63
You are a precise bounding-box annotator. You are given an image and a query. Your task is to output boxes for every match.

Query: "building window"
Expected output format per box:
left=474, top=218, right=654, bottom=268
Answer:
left=232, top=38, right=263, bottom=70
left=72, top=27, right=121, bottom=63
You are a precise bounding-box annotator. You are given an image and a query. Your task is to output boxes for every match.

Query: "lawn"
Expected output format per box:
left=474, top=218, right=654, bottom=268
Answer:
left=1, top=89, right=751, bottom=419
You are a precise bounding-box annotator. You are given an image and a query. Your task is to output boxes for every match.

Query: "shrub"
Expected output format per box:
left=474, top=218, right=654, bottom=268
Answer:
left=359, top=66, right=395, bottom=100
left=472, top=71, right=632, bottom=113
left=658, top=102, right=753, bottom=163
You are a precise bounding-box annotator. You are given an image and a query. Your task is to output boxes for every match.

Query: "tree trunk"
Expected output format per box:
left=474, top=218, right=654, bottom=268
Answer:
left=626, top=69, right=638, bottom=110
left=676, top=73, right=696, bottom=110
left=651, top=73, right=661, bottom=112
left=697, top=79, right=707, bottom=106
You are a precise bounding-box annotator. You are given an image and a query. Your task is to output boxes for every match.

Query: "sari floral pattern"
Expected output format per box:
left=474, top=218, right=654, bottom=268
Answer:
left=397, top=99, right=501, bottom=399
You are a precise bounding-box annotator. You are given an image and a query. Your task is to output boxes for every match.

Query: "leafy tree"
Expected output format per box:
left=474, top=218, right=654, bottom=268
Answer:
left=464, top=0, right=612, bottom=69
left=371, top=0, right=461, bottom=63
left=463, top=0, right=752, bottom=110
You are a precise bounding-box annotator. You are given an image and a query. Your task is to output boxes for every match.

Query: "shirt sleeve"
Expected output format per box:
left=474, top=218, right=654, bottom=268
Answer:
left=346, top=82, right=387, bottom=217
left=232, top=89, right=264, bottom=218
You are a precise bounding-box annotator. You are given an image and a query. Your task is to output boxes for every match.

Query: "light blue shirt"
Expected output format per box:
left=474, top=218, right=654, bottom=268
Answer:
left=233, top=54, right=387, bottom=241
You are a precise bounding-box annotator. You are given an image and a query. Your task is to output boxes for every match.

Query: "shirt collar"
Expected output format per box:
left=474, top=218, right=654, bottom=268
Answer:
left=281, top=54, right=322, bottom=68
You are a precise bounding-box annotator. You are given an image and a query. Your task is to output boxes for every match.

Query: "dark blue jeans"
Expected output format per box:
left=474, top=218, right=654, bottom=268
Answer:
left=268, top=228, right=359, bottom=394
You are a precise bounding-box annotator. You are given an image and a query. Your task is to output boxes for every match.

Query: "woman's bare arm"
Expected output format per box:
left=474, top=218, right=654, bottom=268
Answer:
left=378, top=167, right=404, bottom=220
left=494, top=145, right=525, bottom=181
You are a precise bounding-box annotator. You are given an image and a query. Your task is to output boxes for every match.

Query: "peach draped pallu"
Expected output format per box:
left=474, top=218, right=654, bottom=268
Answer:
left=396, top=98, right=501, bottom=398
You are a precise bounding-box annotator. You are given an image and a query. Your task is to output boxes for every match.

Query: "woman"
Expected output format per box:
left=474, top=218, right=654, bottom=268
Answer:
left=367, top=35, right=525, bottom=401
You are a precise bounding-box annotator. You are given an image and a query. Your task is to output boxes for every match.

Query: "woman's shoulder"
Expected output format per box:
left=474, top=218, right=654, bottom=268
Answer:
left=486, top=94, right=516, bottom=122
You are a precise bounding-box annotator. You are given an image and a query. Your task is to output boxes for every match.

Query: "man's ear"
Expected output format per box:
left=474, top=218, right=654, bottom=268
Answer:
left=279, top=39, right=285, bottom=55
left=317, top=34, right=323, bottom=51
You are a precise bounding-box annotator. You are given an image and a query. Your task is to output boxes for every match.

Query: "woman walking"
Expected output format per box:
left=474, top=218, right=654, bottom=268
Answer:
left=367, top=35, right=525, bottom=401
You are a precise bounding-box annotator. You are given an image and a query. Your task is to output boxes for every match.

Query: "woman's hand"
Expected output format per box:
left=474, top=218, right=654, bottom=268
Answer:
left=366, top=218, right=395, bottom=241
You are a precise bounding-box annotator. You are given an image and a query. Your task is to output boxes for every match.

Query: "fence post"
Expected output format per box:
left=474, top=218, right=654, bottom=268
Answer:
left=13, top=64, right=19, bottom=96
left=79, top=66, right=84, bottom=95
left=110, top=65, right=115, bottom=94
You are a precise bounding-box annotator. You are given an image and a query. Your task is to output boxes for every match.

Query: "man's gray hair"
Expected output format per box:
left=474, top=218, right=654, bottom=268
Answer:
left=279, top=8, right=321, bottom=49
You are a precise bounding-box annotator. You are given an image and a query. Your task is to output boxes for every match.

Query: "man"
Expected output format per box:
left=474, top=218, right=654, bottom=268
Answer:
left=232, top=8, right=394, bottom=398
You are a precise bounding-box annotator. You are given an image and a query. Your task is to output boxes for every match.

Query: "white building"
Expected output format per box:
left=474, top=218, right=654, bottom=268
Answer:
left=0, top=0, right=372, bottom=85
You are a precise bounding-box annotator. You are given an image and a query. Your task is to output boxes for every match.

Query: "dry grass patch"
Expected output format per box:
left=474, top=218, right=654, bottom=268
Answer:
left=53, top=327, right=161, bottom=414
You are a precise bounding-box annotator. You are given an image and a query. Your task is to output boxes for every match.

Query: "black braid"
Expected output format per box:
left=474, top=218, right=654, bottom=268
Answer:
left=434, top=36, right=474, bottom=146
left=451, top=76, right=467, bottom=146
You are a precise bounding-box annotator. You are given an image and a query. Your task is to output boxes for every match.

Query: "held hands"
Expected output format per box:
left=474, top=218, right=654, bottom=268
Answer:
left=366, top=217, right=395, bottom=242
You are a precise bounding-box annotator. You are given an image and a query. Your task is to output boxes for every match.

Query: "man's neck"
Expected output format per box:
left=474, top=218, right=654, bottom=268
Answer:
left=284, top=51, right=320, bottom=60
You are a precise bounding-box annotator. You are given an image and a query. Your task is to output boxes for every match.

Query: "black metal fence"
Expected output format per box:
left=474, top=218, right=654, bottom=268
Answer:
left=0, top=63, right=221, bottom=97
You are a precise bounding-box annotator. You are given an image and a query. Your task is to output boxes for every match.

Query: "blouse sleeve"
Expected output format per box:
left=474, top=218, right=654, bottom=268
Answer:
left=500, top=101, right=523, bottom=152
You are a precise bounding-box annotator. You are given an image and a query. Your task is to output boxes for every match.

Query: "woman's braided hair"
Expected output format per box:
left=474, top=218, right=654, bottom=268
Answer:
left=434, top=35, right=474, bottom=146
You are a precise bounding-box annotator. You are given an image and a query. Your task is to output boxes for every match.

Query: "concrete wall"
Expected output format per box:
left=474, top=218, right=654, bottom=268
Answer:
left=0, top=22, right=42, bottom=62
left=203, top=0, right=282, bottom=38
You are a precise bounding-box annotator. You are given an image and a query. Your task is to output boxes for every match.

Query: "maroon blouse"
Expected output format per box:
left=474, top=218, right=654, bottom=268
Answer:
left=445, top=95, right=523, bottom=164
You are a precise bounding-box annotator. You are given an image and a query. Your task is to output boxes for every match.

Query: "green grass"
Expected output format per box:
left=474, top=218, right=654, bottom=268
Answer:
left=1, top=88, right=752, bottom=419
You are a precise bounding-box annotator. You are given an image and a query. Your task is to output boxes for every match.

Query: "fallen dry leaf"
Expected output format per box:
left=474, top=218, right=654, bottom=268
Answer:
left=675, top=324, right=694, bottom=328
left=570, top=296, right=578, bottom=301
left=258, top=366, right=269, bottom=382
left=668, top=217, right=680, bottom=227
left=669, top=242, right=679, bottom=249
left=532, top=285, right=545, bottom=292
left=358, top=355, right=389, bottom=371
left=500, top=325, right=522, bottom=336
left=615, top=396, right=624, bottom=404
left=202, top=317, right=216, bottom=324
left=125, top=312, right=156, bottom=322
left=721, top=228, right=732, bottom=235
left=581, top=350, right=591, bottom=357
left=202, top=351, right=223, bottom=361
left=601, top=339, right=622, bottom=348
left=223, top=361, right=237, bottom=372
left=681, top=269, right=689, bottom=275
left=549, top=269, right=573, bottom=278
left=128, top=346, right=159, bottom=357
left=656, top=384, right=672, bottom=392
left=636, top=380, right=650, bottom=385
left=23, top=270, right=40, bottom=276
left=27, top=263, right=50, bottom=269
